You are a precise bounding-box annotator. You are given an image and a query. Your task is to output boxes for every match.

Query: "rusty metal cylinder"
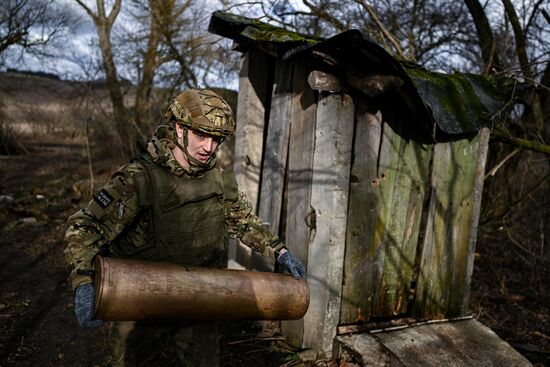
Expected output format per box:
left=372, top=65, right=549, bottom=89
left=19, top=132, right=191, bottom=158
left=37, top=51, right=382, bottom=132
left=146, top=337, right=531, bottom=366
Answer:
left=93, top=256, right=309, bottom=321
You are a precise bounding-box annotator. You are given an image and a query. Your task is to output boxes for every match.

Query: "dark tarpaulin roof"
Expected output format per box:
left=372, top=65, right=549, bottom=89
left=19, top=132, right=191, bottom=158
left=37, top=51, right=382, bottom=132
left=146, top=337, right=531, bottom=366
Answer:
left=403, top=66, right=520, bottom=134
left=209, top=11, right=520, bottom=136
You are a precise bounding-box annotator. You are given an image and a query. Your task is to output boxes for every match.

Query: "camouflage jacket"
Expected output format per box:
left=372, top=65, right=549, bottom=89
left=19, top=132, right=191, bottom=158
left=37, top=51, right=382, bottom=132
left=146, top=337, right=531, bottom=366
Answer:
left=65, top=133, right=284, bottom=290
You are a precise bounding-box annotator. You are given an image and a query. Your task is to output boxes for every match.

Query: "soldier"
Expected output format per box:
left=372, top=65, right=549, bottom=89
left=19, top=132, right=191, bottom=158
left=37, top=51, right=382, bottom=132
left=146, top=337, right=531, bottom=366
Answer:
left=65, top=89, right=306, bottom=366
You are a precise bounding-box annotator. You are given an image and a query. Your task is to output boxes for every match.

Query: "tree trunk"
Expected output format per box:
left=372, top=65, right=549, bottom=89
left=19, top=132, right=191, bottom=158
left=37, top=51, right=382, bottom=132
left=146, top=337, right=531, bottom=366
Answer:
left=134, top=3, right=162, bottom=135
left=75, top=0, right=137, bottom=158
left=96, top=22, right=129, bottom=148
left=463, top=0, right=502, bottom=73
left=501, top=0, right=545, bottom=133
left=540, top=60, right=550, bottom=129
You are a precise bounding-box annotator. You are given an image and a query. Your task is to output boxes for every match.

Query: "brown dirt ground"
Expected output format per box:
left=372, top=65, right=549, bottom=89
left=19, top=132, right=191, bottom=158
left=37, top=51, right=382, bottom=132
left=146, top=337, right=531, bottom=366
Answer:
left=0, top=136, right=548, bottom=366
left=0, top=138, right=318, bottom=367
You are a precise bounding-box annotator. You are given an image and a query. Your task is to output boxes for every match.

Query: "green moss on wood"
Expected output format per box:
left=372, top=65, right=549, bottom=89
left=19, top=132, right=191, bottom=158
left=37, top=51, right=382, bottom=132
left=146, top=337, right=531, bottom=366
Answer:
left=211, top=11, right=321, bottom=45
left=403, top=65, right=521, bottom=134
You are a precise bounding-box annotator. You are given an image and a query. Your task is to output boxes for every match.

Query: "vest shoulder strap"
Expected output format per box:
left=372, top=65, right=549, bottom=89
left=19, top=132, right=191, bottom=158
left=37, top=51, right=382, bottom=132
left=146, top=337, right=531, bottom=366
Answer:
left=131, top=157, right=157, bottom=207
left=222, top=170, right=239, bottom=202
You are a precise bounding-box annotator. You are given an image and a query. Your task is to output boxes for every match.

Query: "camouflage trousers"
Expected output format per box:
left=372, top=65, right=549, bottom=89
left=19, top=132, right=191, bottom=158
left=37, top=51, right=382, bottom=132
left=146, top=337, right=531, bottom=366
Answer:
left=109, top=320, right=220, bottom=367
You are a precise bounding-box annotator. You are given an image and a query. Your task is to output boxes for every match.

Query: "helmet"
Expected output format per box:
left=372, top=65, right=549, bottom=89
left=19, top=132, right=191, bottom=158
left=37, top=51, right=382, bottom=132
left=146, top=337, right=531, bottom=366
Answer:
left=165, top=89, right=235, bottom=137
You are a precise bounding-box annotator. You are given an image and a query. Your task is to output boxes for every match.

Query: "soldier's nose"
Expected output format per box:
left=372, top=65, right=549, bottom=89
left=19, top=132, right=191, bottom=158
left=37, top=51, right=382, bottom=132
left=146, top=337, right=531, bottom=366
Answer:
left=203, top=138, right=214, bottom=152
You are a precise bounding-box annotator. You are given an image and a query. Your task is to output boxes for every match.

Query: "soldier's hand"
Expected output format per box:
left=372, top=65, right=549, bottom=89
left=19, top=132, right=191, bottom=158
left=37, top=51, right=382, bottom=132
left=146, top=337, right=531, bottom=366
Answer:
left=74, top=283, right=104, bottom=328
left=277, top=249, right=307, bottom=279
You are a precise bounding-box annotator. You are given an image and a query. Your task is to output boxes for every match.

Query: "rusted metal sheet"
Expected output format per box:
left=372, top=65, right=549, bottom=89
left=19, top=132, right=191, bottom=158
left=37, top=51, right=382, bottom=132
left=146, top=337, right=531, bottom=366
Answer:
left=93, top=257, right=309, bottom=321
left=341, top=107, right=432, bottom=323
left=414, top=130, right=489, bottom=318
left=336, top=319, right=532, bottom=366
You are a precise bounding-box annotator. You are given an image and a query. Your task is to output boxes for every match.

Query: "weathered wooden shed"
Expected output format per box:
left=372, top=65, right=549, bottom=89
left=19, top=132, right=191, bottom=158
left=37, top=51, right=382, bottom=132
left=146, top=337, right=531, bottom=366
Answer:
left=209, top=12, right=531, bottom=366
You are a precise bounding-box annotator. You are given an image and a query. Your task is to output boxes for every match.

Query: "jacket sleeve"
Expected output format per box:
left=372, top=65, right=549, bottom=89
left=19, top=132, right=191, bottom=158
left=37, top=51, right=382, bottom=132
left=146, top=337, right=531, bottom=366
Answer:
left=64, top=163, right=143, bottom=290
left=224, top=189, right=285, bottom=260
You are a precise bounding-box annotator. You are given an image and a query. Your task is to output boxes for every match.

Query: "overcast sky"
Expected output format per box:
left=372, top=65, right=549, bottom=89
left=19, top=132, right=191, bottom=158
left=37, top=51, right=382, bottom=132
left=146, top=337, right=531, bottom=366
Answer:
left=2, top=0, right=225, bottom=83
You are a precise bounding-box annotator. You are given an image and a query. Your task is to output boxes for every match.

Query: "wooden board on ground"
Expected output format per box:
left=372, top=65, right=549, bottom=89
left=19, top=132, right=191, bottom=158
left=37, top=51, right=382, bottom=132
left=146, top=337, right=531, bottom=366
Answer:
left=336, top=319, right=532, bottom=367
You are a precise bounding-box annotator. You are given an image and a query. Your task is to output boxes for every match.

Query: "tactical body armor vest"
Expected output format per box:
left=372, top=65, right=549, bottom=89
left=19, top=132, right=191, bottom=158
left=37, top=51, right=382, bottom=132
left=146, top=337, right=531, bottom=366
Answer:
left=110, top=159, right=238, bottom=268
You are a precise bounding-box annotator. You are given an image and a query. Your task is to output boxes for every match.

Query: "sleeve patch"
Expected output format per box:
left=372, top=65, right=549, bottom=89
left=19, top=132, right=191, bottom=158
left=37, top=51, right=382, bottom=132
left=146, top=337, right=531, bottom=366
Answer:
left=94, top=189, right=114, bottom=209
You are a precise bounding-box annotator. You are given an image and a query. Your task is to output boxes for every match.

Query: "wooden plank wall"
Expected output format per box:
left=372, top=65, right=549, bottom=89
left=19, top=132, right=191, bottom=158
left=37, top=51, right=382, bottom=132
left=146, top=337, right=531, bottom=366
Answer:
left=258, top=58, right=294, bottom=234
left=413, top=128, right=490, bottom=318
left=281, top=57, right=317, bottom=346
left=234, top=49, right=272, bottom=209
left=234, top=49, right=491, bottom=352
left=340, top=105, right=432, bottom=324
left=302, top=92, right=355, bottom=354
left=230, top=49, right=274, bottom=271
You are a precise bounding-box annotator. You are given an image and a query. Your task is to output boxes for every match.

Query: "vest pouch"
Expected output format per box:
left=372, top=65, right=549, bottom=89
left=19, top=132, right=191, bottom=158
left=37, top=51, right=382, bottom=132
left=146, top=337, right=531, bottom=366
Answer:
left=110, top=211, right=159, bottom=261
left=151, top=168, right=227, bottom=266
left=160, top=182, right=223, bottom=212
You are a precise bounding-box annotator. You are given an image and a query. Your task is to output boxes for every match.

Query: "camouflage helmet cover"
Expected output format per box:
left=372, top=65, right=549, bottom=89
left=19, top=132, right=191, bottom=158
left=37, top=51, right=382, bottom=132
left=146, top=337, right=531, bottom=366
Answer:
left=165, top=89, right=235, bottom=137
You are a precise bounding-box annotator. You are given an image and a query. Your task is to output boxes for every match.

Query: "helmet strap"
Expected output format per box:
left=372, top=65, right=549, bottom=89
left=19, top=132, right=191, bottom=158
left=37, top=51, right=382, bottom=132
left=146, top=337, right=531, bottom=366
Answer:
left=175, top=125, right=217, bottom=172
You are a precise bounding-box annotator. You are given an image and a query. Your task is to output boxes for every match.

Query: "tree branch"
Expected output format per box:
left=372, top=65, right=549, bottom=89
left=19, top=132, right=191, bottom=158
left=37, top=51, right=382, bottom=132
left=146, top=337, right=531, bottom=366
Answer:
left=491, top=129, right=550, bottom=154
left=463, top=0, right=502, bottom=73
left=301, top=0, right=347, bottom=31
left=107, top=0, right=122, bottom=28
left=74, top=0, right=98, bottom=23
left=354, top=0, right=413, bottom=61
left=501, top=0, right=545, bottom=130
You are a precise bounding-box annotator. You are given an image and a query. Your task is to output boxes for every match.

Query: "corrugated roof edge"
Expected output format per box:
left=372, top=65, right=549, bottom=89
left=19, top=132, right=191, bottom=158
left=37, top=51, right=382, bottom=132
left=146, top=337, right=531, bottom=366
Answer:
left=209, top=11, right=523, bottom=136
left=208, top=11, right=321, bottom=57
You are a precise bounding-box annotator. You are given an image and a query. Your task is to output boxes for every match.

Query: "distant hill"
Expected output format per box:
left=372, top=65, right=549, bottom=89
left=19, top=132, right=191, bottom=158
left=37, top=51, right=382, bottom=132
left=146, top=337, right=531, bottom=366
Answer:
left=0, top=70, right=106, bottom=105
left=6, top=68, right=61, bottom=80
left=0, top=71, right=237, bottom=167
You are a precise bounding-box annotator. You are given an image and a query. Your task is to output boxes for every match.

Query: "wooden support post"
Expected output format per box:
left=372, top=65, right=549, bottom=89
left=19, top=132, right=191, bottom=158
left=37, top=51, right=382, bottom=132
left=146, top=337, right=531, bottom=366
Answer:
left=303, top=92, right=354, bottom=355
left=234, top=49, right=272, bottom=210
left=258, top=58, right=294, bottom=234
left=462, top=127, right=490, bottom=314
left=230, top=49, right=273, bottom=271
left=282, top=57, right=317, bottom=346
left=341, top=107, right=432, bottom=323
left=340, top=105, right=383, bottom=323
left=307, top=70, right=342, bottom=93
left=414, top=128, right=490, bottom=318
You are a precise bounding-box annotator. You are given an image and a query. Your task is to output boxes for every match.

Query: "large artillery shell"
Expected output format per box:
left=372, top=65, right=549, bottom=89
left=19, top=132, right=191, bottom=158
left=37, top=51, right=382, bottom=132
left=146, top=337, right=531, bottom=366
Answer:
left=93, top=256, right=309, bottom=321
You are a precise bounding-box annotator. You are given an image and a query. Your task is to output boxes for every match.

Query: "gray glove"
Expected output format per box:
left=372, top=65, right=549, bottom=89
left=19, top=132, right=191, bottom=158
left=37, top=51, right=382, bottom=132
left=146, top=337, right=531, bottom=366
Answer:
left=277, top=250, right=307, bottom=279
left=74, top=283, right=104, bottom=328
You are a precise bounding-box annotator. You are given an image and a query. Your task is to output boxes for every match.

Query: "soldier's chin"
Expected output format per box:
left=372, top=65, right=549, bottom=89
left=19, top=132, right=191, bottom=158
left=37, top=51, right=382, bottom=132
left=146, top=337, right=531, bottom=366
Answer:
left=195, top=154, right=211, bottom=162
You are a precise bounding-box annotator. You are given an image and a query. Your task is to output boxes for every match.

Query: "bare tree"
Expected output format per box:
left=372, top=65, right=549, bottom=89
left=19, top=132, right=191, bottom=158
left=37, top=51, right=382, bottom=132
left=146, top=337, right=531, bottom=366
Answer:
left=74, top=0, right=139, bottom=156
left=500, top=0, right=545, bottom=131
left=74, top=0, right=228, bottom=155
left=118, top=0, right=165, bottom=131
left=117, top=0, right=201, bottom=131
left=0, top=0, right=73, bottom=57
left=464, top=0, right=504, bottom=73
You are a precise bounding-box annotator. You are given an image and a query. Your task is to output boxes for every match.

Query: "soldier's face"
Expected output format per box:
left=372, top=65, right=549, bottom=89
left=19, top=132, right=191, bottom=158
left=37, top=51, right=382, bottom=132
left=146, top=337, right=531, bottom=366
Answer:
left=185, top=128, right=221, bottom=163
